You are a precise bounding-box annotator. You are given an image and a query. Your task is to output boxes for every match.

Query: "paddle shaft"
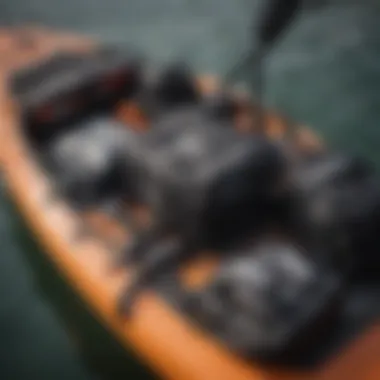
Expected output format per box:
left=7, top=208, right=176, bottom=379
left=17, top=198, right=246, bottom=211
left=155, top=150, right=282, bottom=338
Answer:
left=227, top=0, right=301, bottom=131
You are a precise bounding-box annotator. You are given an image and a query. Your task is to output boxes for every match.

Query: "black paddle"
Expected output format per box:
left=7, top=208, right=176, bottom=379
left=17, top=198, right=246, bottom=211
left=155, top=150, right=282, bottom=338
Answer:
left=227, top=0, right=302, bottom=131
left=256, top=0, right=302, bottom=49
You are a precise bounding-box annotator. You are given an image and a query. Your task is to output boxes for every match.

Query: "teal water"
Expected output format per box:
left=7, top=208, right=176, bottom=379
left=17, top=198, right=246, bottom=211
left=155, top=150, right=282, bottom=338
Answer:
left=1, top=1, right=380, bottom=379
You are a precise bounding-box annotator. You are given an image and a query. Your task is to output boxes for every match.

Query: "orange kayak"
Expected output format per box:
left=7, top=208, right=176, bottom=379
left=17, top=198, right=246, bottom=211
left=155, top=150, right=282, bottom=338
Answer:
left=0, top=27, right=379, bottom=380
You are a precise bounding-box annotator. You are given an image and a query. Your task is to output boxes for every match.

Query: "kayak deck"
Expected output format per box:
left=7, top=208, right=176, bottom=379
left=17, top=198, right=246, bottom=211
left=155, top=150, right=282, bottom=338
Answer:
left=1, top=27, right=380, bottom=380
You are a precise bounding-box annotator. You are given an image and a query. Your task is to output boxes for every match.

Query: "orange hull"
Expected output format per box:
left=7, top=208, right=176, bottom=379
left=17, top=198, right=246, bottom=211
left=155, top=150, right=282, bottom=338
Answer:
left=0, top=27, right=379, bottom=380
